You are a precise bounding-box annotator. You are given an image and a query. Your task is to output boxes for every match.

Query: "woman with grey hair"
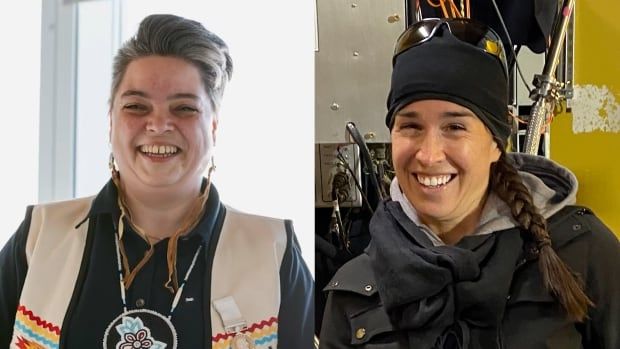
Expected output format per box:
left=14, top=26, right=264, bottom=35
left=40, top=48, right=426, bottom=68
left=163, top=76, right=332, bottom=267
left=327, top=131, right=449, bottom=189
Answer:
left=0, top=14, right=313, bottom=349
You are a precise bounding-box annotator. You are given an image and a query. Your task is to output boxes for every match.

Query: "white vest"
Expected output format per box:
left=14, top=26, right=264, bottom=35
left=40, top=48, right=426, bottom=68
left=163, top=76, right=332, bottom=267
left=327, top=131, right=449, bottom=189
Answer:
left=10, top=197, right=287, bottom=349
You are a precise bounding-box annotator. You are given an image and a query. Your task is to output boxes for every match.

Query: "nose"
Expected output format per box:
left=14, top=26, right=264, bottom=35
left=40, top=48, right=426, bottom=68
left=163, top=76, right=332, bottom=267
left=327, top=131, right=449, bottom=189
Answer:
left=145, top=109, right=174, bottom=134
left=415, top=130, right=446, bottom=165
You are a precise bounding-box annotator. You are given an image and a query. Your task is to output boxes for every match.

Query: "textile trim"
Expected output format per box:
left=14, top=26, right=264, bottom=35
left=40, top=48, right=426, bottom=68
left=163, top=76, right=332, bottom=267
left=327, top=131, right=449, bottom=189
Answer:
left=212, top=317, right=278, bottom=349
left=12, top=305, right=60, bottom=349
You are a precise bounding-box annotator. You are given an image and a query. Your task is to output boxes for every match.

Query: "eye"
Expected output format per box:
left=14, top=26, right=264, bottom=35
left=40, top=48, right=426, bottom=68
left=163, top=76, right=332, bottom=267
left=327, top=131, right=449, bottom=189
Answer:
left=174, top=105, right=200, bottom=115
left=445, top=123, right=466, bottom=131
left=397, top=122, right=422, bottom=130
left=122, top=103, right=149, bottom=114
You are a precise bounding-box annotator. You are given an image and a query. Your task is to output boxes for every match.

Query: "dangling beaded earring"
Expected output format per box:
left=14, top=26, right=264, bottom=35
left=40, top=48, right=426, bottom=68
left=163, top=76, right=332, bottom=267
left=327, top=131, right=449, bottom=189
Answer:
left=109, top=153, right=120, bottom=180
left=206, top=156, right=216, bottom=185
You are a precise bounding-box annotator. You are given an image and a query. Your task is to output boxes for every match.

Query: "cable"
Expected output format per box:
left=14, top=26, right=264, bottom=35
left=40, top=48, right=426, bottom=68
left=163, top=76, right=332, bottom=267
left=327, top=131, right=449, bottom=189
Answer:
left=332, top=199, right=349, bottom=251
left=489, top=0, right=532, bottom=94
left=330, top=171, right=350, bottom=203
left=345, top=122, right=386, bottom=202
left=336, top=148, right=375, bottom=214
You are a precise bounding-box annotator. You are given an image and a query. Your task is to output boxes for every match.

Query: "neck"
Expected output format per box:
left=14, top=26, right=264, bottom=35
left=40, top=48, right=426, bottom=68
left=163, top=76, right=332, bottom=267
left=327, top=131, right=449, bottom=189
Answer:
left=119, top=180, right=203, bottom=241
left=420, top=198, right=488, bottom=246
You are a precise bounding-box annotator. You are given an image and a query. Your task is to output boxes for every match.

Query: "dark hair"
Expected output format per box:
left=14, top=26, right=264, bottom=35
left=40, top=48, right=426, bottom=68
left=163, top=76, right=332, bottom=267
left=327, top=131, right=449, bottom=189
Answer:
left=490, top=151, right=593, bottom=321
left=109, top=14, right=233, bottom=112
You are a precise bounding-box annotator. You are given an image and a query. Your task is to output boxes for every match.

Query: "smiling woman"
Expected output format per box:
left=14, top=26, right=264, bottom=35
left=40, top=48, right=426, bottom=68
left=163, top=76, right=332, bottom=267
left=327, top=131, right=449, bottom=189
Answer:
left=319, top=18, right=619, bottom=349
left=69, top=0, right=314, bottom=280
left=0, top=14, right=313, bottom=349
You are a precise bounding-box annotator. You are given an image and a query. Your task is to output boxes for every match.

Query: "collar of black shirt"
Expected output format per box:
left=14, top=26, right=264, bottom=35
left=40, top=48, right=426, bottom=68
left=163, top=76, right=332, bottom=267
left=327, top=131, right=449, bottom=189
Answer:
left=75, top=178, right=222, bottom=243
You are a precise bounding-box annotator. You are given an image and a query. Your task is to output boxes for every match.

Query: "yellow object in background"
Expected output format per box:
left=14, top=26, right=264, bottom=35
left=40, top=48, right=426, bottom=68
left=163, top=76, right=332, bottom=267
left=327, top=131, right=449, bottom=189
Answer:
left=551, top=0, right=620, bottom=237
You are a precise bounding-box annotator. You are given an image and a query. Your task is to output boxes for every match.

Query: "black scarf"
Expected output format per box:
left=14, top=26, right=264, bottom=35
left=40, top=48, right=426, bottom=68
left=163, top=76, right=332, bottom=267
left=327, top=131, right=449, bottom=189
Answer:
left=367, top=200, right=524, bottom=348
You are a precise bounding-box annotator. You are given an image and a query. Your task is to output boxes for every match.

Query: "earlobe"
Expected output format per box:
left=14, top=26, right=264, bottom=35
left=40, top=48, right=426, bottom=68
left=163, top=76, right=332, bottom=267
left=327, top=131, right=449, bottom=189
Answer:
left=212, top=117, right=218, bottom=146
left=491, top=143, right=502, bottom=162
left=108, top=114, right=112, bottom=143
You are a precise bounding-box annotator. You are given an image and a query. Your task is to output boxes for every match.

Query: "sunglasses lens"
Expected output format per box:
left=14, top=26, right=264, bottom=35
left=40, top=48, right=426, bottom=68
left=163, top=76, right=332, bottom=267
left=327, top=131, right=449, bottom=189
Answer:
left=394, top=20, right=438, bottom=56
left=447, top=20, right=498, bottom=48
left=393, top=19, right=507, bottom=74
left=449, top=20, right=484, bottom=41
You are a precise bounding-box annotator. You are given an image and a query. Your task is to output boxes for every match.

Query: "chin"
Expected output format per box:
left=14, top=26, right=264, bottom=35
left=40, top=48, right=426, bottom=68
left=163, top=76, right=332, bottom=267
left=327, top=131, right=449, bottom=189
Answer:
left=415, top=204, right=453, bottom=221
left=135, top=174, right=184, bottom=188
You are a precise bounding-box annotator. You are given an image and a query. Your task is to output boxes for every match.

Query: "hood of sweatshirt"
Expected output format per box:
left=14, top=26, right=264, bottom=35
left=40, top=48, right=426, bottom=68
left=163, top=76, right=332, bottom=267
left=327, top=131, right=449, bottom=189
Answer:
left=391, top=153, right=578, bottom=245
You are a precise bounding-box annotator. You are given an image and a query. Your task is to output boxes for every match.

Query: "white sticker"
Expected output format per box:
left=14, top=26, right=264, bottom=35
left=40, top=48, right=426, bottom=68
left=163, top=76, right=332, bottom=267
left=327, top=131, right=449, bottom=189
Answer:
left=571, top=84, right=620, bottom=133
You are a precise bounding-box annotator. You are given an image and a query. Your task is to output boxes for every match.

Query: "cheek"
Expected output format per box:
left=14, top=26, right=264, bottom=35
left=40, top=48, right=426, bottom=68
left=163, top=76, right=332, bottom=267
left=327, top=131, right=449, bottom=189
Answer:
left=392, top=150, right=406, bottom=170
left=464, top=144, right=497, bottom=177
left=390, top=137, right=411, bottom=167
left=110, top=118, right=145, bottom=156
left=179, top=125, right=211, bottom=155
left=111, top=116, right=139, bottom=137
left=109, top=121, right=122, bottom=151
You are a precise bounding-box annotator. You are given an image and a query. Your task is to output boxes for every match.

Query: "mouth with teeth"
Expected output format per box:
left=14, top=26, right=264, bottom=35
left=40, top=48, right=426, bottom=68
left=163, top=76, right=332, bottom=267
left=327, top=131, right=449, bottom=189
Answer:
left=138, top=144, right=180, bottom=158
left=415, top=173, right=456, bottom=189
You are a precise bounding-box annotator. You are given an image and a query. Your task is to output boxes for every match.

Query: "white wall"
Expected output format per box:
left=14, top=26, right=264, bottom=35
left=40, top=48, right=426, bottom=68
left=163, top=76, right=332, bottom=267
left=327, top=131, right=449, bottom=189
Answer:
left=0, top=2, right=42, bottom=245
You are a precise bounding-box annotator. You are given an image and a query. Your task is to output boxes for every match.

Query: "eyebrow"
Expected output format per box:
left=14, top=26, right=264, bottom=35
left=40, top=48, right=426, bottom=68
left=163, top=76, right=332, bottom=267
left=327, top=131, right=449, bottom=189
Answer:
left=119, top=90, right=201, bottom=101
left=120, top=90, right=148, bottom=98
left=397, top=110, right=475, bottom=118
left=167, top=93, right=201, bottom=101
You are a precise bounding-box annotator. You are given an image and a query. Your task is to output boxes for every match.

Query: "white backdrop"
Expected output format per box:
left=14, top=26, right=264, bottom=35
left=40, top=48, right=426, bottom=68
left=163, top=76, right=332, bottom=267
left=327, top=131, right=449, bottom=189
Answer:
left=0, top=2, right=41, bottom=246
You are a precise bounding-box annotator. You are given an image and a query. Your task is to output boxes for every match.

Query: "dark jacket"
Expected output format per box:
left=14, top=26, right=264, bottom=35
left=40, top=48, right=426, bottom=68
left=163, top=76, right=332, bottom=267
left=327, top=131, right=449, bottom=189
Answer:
left=320, top=155, right=619, bottom=349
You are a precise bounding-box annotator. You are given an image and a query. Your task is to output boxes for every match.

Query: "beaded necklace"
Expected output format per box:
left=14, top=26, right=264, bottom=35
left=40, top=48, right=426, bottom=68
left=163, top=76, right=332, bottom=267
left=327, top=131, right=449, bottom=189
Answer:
left=102, top=232, right=203, bottom=349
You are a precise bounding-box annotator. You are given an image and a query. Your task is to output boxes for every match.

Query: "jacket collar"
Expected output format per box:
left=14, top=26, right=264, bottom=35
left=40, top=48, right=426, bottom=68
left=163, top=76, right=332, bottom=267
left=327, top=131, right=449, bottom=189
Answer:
left=76, top=178, right=222, bottom=242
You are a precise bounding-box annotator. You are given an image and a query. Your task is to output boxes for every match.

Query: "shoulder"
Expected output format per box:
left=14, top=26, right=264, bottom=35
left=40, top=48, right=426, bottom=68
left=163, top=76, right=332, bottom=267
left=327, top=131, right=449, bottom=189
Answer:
left=323, top=252, right=381, bottom=313
left=218, top=205, right=291, bottom=263
left=222, top=204, right=289, bottom=236
left=546, top=205, right=619, bottom=274
left=221, top=204, right=291, bottom=247
left=25, top=196, right=95, bottom=257
left=324, top=253, right=377, bottom=296
left=547, top=205, right=617, bottom=248
left=30, top=196, right=95, bottom=225
left=321, top=253, right=405, bottom=346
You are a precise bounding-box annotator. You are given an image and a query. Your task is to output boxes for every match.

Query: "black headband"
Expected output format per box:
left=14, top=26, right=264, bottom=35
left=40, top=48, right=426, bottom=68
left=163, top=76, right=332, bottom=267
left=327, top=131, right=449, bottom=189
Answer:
left=386, top=31, right=511, bottom=146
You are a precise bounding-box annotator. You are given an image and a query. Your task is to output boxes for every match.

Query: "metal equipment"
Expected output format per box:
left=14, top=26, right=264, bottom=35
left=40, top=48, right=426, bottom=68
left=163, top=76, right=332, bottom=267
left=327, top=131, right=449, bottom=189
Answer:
left=522, top=0, right=575, bottom=155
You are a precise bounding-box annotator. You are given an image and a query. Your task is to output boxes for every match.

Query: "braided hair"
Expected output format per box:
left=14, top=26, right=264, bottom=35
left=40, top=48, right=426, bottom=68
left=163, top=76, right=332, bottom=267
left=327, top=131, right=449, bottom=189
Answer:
left=490, top=151, right=593, bottom=321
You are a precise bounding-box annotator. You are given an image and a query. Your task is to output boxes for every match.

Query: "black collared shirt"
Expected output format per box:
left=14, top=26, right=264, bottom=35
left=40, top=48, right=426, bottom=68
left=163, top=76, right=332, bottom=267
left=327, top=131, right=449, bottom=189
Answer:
left=0, top=180, right=314, bottom=348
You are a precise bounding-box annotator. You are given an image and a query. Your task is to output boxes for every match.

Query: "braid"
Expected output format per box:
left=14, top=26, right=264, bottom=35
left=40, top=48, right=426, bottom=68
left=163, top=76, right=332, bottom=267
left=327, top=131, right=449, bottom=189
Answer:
left=491, top=153, right=593, bottom=322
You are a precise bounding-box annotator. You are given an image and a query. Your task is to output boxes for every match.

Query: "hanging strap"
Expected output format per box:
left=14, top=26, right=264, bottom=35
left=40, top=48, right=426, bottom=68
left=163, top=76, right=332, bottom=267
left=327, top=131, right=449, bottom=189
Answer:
left=212, top=296, right=248, bottom=333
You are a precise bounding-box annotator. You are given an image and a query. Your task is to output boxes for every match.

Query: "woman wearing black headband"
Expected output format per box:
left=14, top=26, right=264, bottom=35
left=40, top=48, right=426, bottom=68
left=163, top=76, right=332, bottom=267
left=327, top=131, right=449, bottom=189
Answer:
left=320, top=19, right=619, bottom=349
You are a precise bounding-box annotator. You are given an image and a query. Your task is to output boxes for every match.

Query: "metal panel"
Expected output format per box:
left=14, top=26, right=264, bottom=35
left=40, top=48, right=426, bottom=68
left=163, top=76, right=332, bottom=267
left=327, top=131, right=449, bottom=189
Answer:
left=315, top=144, right=362, bottom=208
left=315, top=0, right=405, bottom=143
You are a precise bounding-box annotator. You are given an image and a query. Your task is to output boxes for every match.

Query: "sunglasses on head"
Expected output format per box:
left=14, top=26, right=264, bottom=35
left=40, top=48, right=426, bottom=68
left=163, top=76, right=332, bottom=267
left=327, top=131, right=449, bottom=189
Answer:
left=393, top=18, right=508, bottom=76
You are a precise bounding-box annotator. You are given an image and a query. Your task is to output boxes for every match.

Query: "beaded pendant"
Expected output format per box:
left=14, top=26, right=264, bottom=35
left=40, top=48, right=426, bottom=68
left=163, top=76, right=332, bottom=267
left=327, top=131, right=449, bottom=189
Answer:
left=103, top=309, right=177, bottom=349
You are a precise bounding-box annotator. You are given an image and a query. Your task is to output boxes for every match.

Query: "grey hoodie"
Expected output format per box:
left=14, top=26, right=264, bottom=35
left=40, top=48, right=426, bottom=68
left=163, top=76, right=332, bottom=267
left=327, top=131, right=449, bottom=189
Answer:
left=391, top=153, right=578, bottom=245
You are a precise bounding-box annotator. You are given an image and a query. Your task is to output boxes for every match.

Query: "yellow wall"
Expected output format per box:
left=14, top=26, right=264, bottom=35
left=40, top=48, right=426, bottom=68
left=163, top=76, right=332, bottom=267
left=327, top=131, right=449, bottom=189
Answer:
left=550, top=1, right=620, bottom=237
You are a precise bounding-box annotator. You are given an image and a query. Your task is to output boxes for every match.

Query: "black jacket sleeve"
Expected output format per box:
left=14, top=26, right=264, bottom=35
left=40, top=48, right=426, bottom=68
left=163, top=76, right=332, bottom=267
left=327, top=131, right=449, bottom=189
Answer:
left=318, top=254, right=388, bottom=349
left=580, top=214, right=620, bottom=349
left=319, top=291, right=353, bottom=349
left=277, top=220, right=315, bottom=349
left=0, top=206, right=33, bottom=347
